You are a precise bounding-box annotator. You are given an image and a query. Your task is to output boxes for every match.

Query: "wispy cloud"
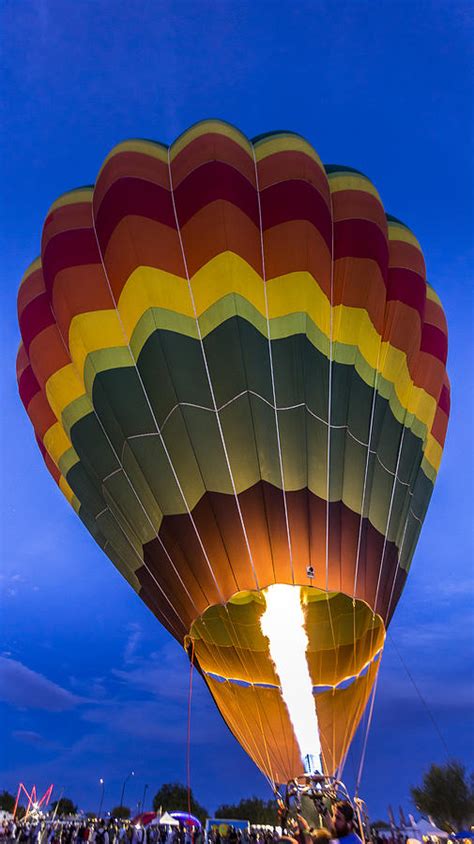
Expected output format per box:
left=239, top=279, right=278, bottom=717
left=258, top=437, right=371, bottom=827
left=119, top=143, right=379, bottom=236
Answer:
left=0, top=569, right=42, bottom=598
left=13, top=730, right=44, bottom=744
left=69, top=675, right=108, bottom=700
left=81, top=642, right=221, bottom=745
left=0, top=572, right=25, bottom=598
left=81, top=691, right=222, bottom=745
left=112, top=640, right=200, bottom=703
left=390, top=598, right=474, bottom=650
left=123, top=623, right=142, bottom=664
left=418, top=576, right=474, bottom=603
left=0, top=656, right=88, bottom=711
left=378, top=668, right=474, bottom=712
left=12, top=730, right=63, bottom=751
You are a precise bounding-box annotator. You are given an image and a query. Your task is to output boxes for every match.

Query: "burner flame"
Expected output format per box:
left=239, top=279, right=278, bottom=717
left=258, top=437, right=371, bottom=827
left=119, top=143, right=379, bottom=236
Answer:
left=260, top=584, right=321, bottom=770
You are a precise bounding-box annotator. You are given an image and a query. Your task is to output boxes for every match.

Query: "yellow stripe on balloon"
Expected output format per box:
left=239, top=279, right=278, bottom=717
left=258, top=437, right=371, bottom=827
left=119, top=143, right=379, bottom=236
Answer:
left=117, top=255, right=267, bottom=340
left=333, top=304, right=436, bottom=426
left=97, top=139, right=169, bottom=180
left=97, top=262, right=436, bottom=433
left=170, top=119, right=252, bottom=160
left=46, top=363, right=85, bottom=423
left=59, top=475, right=76, bottom=505
left=19, top=257, right=42, bottom=290
left=387, top=222, right=422, bottom=251
left=48, top=188, right=94, bottom=216
left=68, top=309, right=129, bottom=376
left=117, top=255, right=325, bottom=337
left=118, top=267, right=194, bottom=338
left=193, top=252, right=267, bottom=316
left=424, top=435, right=443, bottom=471
left=254, top=135, right=324, bottom=170
left=327, top=173, right=382, bottom=202
left=43, top=421, right=74, bottom=467
left=426, top=285, right=443, bottom=308
left=266, top=271, right=331, bottom=335
left=38, top=253, right=442, bottom=476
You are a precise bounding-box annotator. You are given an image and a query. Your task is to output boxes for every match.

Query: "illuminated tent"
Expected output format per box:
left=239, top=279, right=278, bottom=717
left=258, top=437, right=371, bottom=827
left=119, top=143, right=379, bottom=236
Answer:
left=415, top=820, right=449, bottom=839
left=17, top=120, right=449, bottom=786
left=158, top=814, right=179, bottom=827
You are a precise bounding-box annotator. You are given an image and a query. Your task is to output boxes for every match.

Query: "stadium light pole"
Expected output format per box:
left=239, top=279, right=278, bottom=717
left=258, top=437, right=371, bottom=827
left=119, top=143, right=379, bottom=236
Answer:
left=98, top=779, right=105, bottom=818
left=119, top=771, right=134, bottom=810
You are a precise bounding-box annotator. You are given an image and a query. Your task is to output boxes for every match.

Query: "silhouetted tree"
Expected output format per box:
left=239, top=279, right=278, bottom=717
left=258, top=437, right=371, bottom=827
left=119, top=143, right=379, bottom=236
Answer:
left=110, top=806, right=131, bottom=819
left=50, top=798, right=77, bottom=817
left=152, top=783, right=208, bottom=824
left=411, top=761, right=474, bottom=831
left=0, top=791, right=16, bottom=813
left=215, top=797, right=277, bottom=824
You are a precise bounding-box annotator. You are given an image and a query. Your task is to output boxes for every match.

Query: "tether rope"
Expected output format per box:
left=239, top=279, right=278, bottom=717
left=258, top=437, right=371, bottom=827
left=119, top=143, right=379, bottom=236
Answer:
left=186, top=640, right=195, bottom=821
left=388, top=630, right=450, bottom=757
left=355, top=661, right=380, bottom=796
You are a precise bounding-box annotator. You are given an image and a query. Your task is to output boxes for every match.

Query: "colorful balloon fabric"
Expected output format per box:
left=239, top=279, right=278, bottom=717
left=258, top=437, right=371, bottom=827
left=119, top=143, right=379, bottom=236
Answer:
left=17, top=120, right=450, bottom=784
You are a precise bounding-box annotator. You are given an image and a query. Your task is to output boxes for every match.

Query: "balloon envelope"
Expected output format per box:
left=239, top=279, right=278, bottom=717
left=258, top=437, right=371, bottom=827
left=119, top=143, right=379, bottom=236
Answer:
left=17, top=120, right=449, bottom=784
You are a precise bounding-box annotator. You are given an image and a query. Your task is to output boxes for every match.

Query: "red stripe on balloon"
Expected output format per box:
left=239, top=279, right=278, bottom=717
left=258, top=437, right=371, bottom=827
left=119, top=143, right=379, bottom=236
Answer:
left=261, top=180, right=332, bottom=250
left=438, top=383, right=450, bottom=415
left=387, top=267, right=426, bottom=318
left=19, top=293, right=55, bottom=352
left=334, top=218, right=389, bottom=281
left=420, top=323, right=448, bottom=364
left=42, top=229, right=99, bottom=297
left=95, top=178, right=175, bottom=251
left=173, top=160, right=259, bottom=227
left=18, top=365, right=41, bottom=409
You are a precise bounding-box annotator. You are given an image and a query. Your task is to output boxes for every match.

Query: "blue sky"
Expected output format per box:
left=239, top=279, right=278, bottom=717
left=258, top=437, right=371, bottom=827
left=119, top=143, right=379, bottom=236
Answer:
left=1, top=0, right=473, bottom=821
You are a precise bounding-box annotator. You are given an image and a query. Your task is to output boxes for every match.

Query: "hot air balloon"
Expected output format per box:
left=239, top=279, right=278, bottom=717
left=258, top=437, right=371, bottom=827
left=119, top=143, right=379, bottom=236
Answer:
left=17, top=120, right=449, bottom=788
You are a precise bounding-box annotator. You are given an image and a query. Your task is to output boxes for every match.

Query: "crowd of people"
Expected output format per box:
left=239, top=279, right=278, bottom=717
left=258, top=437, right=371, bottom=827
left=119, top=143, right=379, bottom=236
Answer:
left=0, top=801, right=365, bottom=844
left=210, top=828, right=279, bottom=844
left=0, top=821, right=281, bottom=844
left=1, top=819, right=194, bottom=844
left=0, top=820, right=273, bottom=844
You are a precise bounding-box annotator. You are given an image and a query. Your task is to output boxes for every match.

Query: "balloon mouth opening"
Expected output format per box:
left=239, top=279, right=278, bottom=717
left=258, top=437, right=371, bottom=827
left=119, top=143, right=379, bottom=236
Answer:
left=185, top=586, right=385, bottom=777
left=186, top=585, right=386, bottom=687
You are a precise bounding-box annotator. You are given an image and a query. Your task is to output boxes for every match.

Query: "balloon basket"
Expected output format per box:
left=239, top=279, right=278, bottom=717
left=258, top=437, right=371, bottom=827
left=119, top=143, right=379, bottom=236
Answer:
left=276, top=775, right=373, bottom=844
